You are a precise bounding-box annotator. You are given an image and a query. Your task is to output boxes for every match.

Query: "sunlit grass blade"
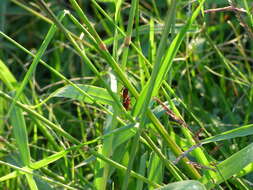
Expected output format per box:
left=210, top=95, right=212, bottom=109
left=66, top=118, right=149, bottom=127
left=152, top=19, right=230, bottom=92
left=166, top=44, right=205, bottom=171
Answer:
left=0, top=59, right=18, bottom=90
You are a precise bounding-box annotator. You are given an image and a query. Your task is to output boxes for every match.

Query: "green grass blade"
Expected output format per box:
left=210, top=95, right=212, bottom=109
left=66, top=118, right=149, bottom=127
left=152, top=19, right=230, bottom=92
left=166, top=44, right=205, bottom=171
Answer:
left=148, top=152, right=164, bottom=189
left=133, top=0, right=205, bottom=116
left=136, top=152, right=148, bottom=190
left=53, top=84, right=114, bottom=106
left=0, top=59, right=18, bottom=90
left=0, top=31, right=122, bottom=124
left=122, top=1, right=179, bottom=188
left=0, top=160, right=77, bottom=190
left=0, top=90, right=80, bottom=144
left=89, top=149, right=161, bottom=188
left=201, top=142, right=253, bottom=188
left=121, top=0, right=138, bottom=69
left=9, top=104, right=39, bottom=189
left=8, top=11, right=66, bottom=117
left=201, top=124, right=253, bottom=145
left=9, top=105, right=31, bottom=166
left=26, top=174, right=38, bottom=190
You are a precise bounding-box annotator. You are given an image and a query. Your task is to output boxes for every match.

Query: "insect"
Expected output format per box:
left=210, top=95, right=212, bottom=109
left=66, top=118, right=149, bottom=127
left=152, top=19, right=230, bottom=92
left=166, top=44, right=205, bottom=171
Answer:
left=122, top=87, right=131, bottom=110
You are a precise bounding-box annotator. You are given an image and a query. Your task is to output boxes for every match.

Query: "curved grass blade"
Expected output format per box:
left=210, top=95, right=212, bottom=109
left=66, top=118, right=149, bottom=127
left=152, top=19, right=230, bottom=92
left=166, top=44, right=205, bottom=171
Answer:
left=53, top=84, right=114, bottom=106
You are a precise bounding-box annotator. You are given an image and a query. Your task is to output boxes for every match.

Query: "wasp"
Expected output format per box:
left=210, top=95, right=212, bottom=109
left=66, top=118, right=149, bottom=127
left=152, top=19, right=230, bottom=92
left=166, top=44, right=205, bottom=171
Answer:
left=122, top=87, right=131, bottom=110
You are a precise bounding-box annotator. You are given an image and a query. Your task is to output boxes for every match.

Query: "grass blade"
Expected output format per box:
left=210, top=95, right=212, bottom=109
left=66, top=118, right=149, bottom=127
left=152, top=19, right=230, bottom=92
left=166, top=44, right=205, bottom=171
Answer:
left=201, top=124, right=253, bottom=145
left=201, top=142, right=253, bottom=188
left=8, top=11, right=66, bottom=117
left=9, top=103, right=38, bottom=189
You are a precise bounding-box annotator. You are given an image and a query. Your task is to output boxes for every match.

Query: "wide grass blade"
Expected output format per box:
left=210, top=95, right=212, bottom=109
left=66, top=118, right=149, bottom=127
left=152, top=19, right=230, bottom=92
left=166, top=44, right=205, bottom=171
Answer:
left=53, top=84, right=114, bottom=106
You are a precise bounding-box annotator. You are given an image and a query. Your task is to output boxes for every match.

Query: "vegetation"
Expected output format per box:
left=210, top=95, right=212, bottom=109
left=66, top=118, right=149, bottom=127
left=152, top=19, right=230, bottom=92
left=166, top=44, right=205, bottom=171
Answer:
left=0, top=0, right=253, bottom=189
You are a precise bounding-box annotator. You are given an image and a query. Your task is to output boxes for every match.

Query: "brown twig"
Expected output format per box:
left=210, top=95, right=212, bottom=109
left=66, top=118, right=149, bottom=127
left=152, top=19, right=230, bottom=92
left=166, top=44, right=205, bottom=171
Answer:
left=173, top=143, right=203, bottom=164
left=154, top=97, right=187, bottom=128
left=227, top=0, right=253, bottom=39
left=204, top=6, right=246, bottom=14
